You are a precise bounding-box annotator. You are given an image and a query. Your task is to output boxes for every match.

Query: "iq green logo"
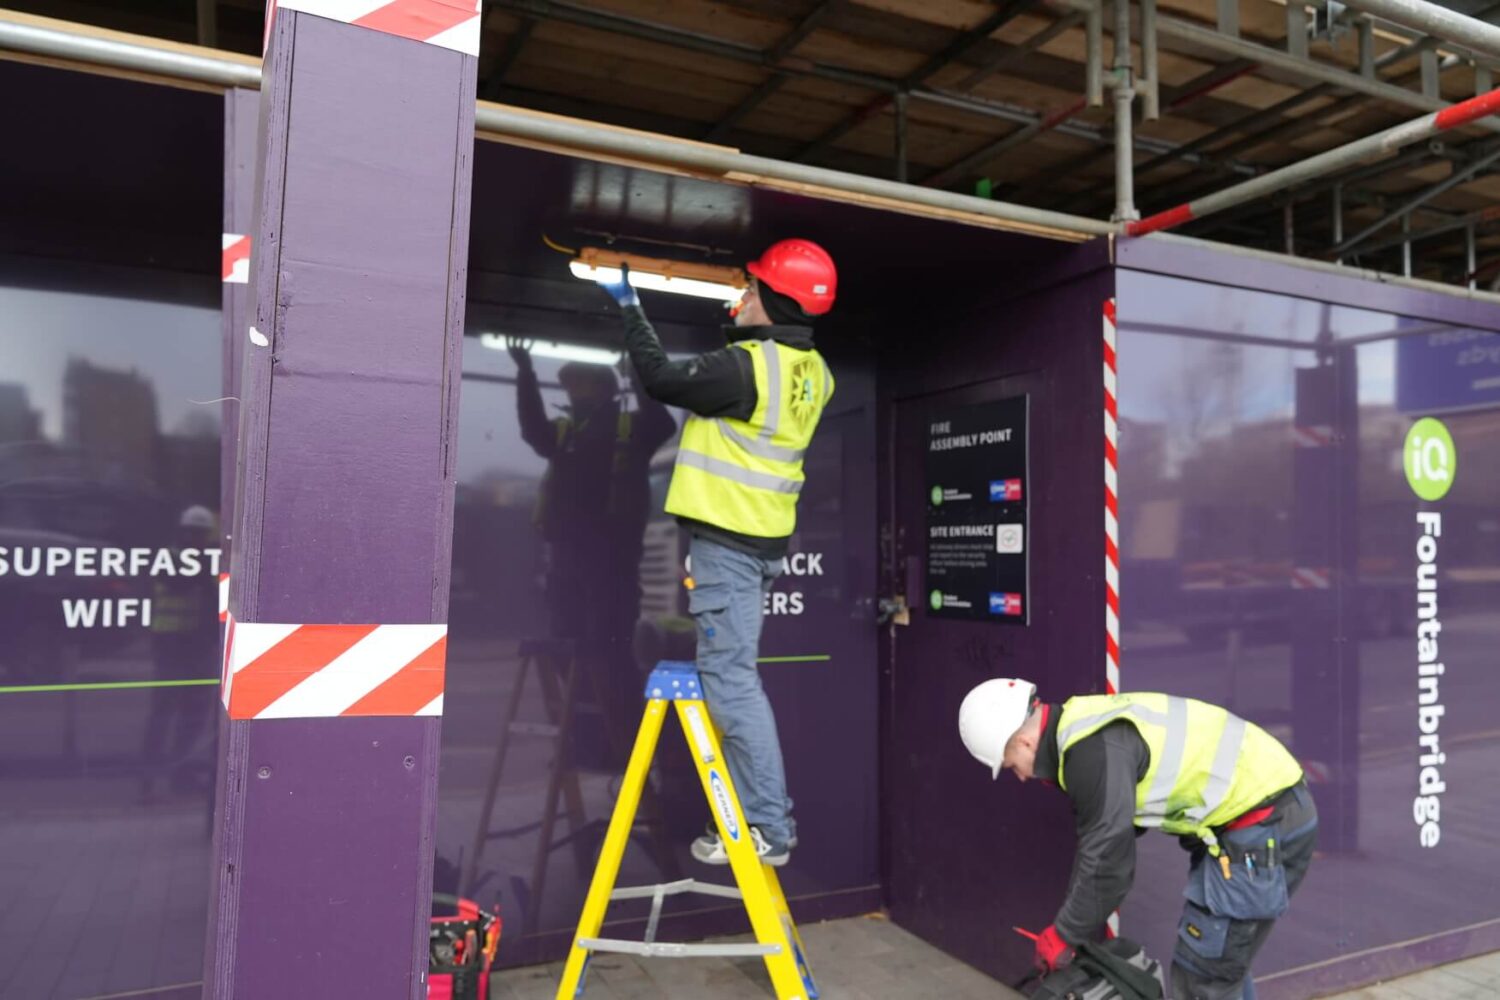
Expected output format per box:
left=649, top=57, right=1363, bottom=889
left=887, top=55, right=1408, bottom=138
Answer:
left=929, top=590, right=944, bottom=611
left=1405, top=418, right=1456, bottom=501
left=930, top=485, right=944, bottom=506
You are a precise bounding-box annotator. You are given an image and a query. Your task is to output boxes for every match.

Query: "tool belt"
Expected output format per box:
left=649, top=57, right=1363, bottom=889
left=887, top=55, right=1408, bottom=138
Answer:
left=1190, top=780, right=1312, bottom=924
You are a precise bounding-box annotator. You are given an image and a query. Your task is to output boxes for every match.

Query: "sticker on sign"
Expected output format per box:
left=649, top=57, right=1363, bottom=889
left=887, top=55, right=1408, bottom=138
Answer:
left=996, top=525, right=1024, bottom=554
left=988, top=592, right=1023, bottom=616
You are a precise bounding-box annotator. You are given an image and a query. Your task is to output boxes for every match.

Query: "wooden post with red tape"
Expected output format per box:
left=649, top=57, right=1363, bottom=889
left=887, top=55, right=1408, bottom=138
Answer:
left=203, top=3, right=478, bottom=996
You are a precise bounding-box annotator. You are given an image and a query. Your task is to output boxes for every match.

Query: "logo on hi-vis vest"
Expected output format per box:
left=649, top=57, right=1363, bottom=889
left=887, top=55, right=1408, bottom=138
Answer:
left=708, top=769, right=741, bottom=842
left=789, top=357, right=821, bottom=431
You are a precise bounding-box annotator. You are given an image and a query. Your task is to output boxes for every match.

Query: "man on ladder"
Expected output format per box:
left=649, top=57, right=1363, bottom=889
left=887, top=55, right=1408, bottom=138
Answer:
left=596, top=239, right=838, bottom=867
left=958, top=679, right=1319, bottom=1000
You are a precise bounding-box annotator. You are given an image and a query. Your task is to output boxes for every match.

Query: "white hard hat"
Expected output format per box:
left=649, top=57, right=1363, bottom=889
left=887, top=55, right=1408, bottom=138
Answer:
left=179, top=505, right=215, bottom=530
left=958, top=678, right=1037, bottom=779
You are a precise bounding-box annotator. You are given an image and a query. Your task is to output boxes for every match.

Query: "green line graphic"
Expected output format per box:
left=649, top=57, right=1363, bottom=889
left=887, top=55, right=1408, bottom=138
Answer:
left=0, top=678, right=221, bottom=695
left=756, top=655, right=832, bottom=663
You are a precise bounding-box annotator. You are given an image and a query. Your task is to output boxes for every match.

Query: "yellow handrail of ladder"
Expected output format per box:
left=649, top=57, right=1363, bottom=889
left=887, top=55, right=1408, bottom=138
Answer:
left=556, top=663, right=816, bottom=1000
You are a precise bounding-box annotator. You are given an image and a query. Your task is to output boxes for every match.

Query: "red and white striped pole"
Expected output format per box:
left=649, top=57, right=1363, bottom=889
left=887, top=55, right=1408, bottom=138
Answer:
left=1104, top=300, right=1120, bottom=696
left=1129, top=87, right=1500, bottom=237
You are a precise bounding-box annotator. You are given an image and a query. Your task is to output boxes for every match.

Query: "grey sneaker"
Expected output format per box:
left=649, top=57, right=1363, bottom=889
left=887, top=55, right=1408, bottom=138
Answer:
left=690, top=823, right=792, bottom=867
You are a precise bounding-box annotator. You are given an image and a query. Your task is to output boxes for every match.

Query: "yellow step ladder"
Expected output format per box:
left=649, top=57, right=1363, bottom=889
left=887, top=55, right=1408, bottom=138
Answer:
left=556, top=663, right=818, bottom=1000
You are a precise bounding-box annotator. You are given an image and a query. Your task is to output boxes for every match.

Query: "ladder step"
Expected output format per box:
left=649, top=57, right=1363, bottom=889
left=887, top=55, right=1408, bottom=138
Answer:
left=609, top=879, right=744, bottom=902
left=578, top=938, right=781, bottom=959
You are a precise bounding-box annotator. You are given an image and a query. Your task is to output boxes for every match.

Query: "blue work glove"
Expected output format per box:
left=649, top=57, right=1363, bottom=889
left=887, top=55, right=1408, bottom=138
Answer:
left=597, top=262, right=640, bottom=308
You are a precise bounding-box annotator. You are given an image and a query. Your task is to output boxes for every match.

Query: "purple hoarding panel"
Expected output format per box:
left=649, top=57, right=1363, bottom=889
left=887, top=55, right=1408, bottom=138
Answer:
left=207, top=12, right=476, bottom=1000
left=1115, top=267, right=1500, bottom=996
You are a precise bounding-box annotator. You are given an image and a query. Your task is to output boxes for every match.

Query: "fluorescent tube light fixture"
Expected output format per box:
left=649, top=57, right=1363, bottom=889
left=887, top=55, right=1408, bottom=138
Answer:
left=568, top=248, right=746, bottom=303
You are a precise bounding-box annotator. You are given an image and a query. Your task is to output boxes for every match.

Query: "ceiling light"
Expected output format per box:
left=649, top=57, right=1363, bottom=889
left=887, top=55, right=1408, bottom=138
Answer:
left=568, top=247, right=746, bottom=303
left=479, top=334, right=620, bottom=366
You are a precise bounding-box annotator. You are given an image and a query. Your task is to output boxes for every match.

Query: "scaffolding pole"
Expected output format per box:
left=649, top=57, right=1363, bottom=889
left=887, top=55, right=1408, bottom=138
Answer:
left=1140, top=0, right=1159, bottom=120
left=1086, top=0, right=1105, bottom=107
left=894, top=92, right=909, bottom=183
left=1129, top=87, right=1500, bottom=235
left=1340, top=0, right=1500, bottom=59
left=1468, top=223, right=1478, bottom=288
left=1112, top=0, right=1139, bottom=221
left=1054, top=0, right=1500, bottom=134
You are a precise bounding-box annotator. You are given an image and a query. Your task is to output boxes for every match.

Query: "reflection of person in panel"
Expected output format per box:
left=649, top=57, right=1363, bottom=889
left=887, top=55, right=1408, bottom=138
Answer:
left=596, top=240, right=838, bottom=867
left=142, top=505, right=219, bottom=796
left=508, top=339, right=676, bottom=760
left=959, top=680, right=1319, bottom=1000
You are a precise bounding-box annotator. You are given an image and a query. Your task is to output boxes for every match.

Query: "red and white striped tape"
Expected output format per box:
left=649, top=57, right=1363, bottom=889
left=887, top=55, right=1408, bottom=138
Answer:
left=266, top=0, right=481, bottom=55
left=1291, top=424, right=1334, bottom=448
left=1101, top=303, right=1126, bottom=948
left=1290, top=567, right=1332, bottom=590
left=219, top=573, right=230, bottom=623
left=222, top=234, right=251, bottom=284
left=1103, top=299, right=1120, bottom=697
left=221, top=615, right=446, bottom=720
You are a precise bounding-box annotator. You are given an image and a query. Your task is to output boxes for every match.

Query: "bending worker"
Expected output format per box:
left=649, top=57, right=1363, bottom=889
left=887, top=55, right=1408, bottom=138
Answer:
left=958, top=680, right=1318, bottom=999
left=596, top=239, right=837, bottom=867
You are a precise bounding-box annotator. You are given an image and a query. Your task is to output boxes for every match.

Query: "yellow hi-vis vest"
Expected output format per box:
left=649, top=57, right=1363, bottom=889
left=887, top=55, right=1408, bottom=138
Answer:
left=1056, top=693, right=1303, bottom=850
left=666, top=339, right=834, bottom=539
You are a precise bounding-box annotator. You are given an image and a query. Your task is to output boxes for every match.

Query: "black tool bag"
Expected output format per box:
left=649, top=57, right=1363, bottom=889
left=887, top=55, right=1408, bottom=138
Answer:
left=1029, top=938, right=1166, bottom=1000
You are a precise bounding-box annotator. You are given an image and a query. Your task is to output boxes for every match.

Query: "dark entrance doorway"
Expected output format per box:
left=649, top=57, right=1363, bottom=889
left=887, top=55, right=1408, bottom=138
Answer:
left=877, top=265, right=1113, bottom=986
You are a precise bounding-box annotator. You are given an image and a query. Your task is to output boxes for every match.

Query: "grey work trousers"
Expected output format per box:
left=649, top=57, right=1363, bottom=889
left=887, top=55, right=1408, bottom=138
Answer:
left=1170, top=781, right=1320, bottom=1000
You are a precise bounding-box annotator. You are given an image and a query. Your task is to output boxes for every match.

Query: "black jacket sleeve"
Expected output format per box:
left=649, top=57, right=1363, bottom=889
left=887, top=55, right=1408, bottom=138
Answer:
left=1054, top=723, right=1147, bottom=943
left=621, top=305, right=756, bottom=420
left=514, top=362, right=558, bottom=458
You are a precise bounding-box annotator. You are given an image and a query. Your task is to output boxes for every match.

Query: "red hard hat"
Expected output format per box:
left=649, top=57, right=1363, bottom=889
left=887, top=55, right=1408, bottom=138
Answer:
left=746, top=239, right=837, bottom=316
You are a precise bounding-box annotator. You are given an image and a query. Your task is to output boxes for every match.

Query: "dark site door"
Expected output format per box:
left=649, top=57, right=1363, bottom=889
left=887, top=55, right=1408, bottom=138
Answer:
left=882, top=372, right=1087, bottom=984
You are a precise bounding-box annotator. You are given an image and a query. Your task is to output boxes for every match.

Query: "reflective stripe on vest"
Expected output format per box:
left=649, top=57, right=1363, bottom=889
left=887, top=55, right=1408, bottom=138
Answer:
left=665, top=339, right=833, bottom=538
left=1055, top=693, right=1302, bottom=847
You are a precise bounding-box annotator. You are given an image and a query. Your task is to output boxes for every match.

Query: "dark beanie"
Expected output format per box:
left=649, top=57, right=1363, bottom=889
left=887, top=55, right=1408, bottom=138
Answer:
left=759, top=280, right=814, bottom=326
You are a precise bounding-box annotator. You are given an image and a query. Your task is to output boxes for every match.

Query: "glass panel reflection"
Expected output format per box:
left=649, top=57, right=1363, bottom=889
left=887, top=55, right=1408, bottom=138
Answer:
left=1116, top=270, right=1500, bottom=985
left=0, top=275, right=220, bottom=999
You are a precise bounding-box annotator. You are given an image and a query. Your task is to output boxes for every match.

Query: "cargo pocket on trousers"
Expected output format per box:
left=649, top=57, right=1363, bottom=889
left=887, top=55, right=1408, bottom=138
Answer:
left=688, top=582, right=731, bottom=616
left=687, top=582, right=732, bottom=649
left=1178, top=902, right=1230, bottom=961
